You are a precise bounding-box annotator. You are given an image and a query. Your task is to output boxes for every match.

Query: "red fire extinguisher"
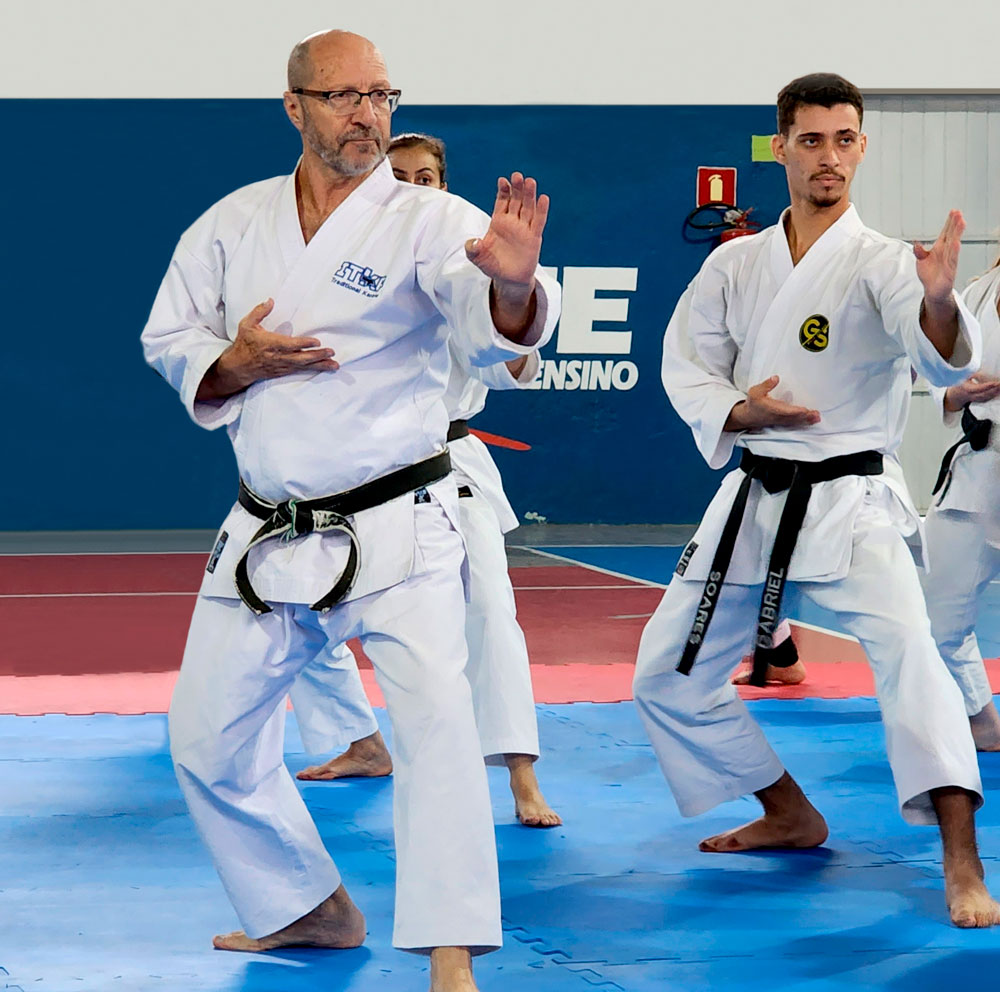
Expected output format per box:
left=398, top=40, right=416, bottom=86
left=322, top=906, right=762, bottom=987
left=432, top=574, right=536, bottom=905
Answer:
left=684, top=204, right=760, bottom=246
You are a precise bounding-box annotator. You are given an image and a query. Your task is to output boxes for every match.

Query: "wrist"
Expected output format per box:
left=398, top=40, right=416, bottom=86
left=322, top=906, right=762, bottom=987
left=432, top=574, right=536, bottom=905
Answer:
left=724, top=400, right=749, bottom=432
left=943, top=388, right=963, bottom=413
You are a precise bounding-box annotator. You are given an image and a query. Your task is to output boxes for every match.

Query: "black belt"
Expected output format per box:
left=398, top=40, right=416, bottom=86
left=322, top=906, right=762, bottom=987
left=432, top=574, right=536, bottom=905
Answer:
left=932, top=406, right=992, bottom=502
left=447, top=419, right=470, bottom=442
left=235, top=450, right=452, bottom=616
left=677, top=448, right=884, bottom=687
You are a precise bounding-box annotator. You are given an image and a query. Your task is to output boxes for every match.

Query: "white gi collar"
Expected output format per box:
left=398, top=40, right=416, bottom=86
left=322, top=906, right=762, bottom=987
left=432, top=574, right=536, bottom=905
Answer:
left=771, top=203, right=863, bottom=281
left=277, top=155, right=397, bottom=266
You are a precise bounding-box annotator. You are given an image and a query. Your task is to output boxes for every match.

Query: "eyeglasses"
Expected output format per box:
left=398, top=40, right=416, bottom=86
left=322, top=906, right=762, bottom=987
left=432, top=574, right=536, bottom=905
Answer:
left=291, top=88, right=402, bottom=115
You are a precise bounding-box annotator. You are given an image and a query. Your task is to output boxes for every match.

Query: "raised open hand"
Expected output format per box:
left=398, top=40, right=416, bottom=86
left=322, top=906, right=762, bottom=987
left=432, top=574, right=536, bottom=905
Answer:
left=915, top=210, right=965, bottom=304
left=465, top=173, right=550, bottom=291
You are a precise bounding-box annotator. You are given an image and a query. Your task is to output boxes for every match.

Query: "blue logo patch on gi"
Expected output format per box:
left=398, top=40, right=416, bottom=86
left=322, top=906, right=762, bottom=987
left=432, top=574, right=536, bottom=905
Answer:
left=333, top=261, right=387, bottom=298
left=675, top=540, right=698, bottom=576
left=206, top=530, right=228, bottom=574
left=799, top=314, right=830, bottom=352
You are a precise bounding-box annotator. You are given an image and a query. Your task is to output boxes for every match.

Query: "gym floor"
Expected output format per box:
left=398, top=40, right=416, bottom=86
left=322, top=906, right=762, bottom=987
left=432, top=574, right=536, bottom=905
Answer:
left=4, top=527, right=1000, bottom=991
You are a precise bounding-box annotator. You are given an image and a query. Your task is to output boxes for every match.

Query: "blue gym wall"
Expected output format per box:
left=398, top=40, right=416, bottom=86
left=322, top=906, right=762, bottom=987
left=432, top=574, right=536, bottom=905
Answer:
left=1, top=100, right=790, bottom=529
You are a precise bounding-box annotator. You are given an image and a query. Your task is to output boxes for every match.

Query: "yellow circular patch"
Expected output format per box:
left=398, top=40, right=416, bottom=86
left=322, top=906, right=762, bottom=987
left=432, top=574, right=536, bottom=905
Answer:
left=799, top=314, right=829, bottom=352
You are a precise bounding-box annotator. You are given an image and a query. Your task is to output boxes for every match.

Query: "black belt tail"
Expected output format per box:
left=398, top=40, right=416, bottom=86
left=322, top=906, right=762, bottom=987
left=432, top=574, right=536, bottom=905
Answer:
left=676, top=472, right=754, bottom=675
left=932, top=405, right=992, bottom=502
left=749, top=468, right=811, bottom=687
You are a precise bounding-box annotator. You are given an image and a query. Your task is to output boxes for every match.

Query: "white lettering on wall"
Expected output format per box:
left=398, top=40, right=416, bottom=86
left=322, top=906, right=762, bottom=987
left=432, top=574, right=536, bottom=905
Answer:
left=556, top=266, right=638, bottom=355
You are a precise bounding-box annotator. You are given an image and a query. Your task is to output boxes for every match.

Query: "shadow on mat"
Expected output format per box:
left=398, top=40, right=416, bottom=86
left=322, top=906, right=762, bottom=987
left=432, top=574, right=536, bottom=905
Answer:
left=226, top=946, right=374, bottom=991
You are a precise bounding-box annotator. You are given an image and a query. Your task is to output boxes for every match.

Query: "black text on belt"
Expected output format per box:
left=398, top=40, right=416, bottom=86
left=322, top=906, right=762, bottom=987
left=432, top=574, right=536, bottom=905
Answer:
left=676, top=448, right=884, bottom=688
left=447, top=419, right=470, bottom=442
left=932, top=405, right=992, bottom=503
left=234, top=450, right=452, bottom=617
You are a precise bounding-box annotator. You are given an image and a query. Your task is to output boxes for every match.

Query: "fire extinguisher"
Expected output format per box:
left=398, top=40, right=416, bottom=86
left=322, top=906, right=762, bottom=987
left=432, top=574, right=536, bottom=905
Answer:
left=684, top=204, right=760, bottom=246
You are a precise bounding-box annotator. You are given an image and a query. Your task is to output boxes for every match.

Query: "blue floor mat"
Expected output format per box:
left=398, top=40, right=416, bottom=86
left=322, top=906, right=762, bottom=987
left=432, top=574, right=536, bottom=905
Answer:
left=5, top=701, right=1000, bottom=991
left=542, top=544, right=1000, bottom=658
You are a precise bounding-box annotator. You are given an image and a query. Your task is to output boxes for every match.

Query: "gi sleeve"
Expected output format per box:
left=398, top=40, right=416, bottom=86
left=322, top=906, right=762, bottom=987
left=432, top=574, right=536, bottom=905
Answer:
left=662, top=268, right=748, bottom=470
left=141, top=238, right=240, bottom=431
left=873, top=246, right=981, bottom=388
left=470, top=351, right=540, bottom=391
left=415, top=196, right=560, bottom=367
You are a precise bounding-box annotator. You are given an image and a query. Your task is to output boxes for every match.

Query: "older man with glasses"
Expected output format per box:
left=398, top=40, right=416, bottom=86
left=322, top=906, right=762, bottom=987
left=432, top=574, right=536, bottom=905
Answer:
left=141, top=28, right=559, bottom=992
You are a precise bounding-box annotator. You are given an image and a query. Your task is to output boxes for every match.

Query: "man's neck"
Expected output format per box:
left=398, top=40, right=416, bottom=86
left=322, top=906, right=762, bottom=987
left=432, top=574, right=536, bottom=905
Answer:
left=784, top=196, right=851, bottom=266
left=296, top=153, right=378, bottom=243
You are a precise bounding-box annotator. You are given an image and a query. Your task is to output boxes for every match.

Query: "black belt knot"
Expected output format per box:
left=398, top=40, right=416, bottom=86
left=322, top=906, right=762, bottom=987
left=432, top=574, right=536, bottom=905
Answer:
left=932, top=406, right=993, bottom=502
left=233, top=450, right=452, bottom=617
left=676, top=448, right=883, bottom=687
left=447, top=419, right=470, bottom=442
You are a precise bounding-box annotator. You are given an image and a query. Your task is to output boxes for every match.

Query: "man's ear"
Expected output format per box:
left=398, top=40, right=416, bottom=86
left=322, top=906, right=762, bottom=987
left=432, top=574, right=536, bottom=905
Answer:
left=771, top=133, right=787, bottom=165
left=283, top=92, right=304, bottom=132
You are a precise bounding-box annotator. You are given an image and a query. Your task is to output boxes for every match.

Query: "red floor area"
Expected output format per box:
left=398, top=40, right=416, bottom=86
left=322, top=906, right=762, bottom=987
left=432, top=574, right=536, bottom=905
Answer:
left=3, top=552, right=999, bottom=714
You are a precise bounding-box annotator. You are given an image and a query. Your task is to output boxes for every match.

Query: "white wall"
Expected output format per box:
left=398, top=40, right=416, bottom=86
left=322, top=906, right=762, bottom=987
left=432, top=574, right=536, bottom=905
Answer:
left=2, top=0, right=999, bottom=103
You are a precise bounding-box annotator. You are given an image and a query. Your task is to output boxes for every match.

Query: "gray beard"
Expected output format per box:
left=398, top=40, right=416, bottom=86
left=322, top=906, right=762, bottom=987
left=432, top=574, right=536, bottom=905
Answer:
left=303, top=115, right=386, bottom=177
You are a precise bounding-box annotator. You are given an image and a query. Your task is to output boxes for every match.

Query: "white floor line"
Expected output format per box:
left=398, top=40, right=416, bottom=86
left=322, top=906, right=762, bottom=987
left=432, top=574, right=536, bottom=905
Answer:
left=0, top=550, right=209, bottom=558
left=1, top=583, right=657, bottom=599
left=522, top=547, right=668, bottom=588
left=0, top=591, right=196, bottom=599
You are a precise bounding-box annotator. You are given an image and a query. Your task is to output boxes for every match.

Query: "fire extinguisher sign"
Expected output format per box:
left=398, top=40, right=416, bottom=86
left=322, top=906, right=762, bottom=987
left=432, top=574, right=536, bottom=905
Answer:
left=696, top=167, right=737, bottom=207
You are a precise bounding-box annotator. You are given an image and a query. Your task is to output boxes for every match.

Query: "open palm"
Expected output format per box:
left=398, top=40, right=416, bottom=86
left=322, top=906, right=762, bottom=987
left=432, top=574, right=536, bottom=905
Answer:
left=466, top=172, right=550, bottom=288
left=915, top=210, right=965, bottom=303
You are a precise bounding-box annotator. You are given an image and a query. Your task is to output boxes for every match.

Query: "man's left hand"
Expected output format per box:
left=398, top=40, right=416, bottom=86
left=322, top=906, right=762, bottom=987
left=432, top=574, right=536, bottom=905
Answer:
left=915, top=209, right=965, bottom=304
left=466, top=173, right=549, bottom=337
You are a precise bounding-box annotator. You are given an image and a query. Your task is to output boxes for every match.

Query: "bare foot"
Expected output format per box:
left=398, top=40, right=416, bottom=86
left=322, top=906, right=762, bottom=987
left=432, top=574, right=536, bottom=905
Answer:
left=506, top=754, right=562, bottom=828
left=970, top=701, right=1000, bottom=752
left=430, top=946, right=478, bottom=992
left=700, top=771, right=828, bottom=852
left=213, top=885, right=366, bottom=951
left=934, top=785, right=1000, bottom=927
left=733, top=659, right=807, bottom=686
left=946, top=862, right=1000, bottom=927
left=296, top=731, right=393, bottom=780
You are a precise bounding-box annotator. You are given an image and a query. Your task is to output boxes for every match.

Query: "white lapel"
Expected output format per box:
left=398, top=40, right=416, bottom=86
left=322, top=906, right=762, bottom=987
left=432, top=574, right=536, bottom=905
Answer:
left=740, top=205, right=862, bottom=385
left=266, top=156, right=398, bottom=330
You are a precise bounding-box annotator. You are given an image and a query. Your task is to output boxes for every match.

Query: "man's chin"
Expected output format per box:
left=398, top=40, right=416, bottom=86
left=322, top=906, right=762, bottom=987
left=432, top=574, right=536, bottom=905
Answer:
left=807, top=192, right=847, bottom=209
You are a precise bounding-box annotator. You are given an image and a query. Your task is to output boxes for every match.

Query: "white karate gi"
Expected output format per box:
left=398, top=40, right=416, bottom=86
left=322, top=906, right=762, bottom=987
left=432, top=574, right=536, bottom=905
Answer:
left=633, top=205, right=984, bottom=825
left=141, top=157, right=559, bottom=951
left=289, top=346, right=542, bottom=765
left=922, top=265, right=1000, bottom=715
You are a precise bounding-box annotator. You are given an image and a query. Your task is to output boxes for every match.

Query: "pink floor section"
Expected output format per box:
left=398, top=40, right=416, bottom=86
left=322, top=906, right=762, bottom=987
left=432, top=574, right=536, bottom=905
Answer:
left=4, top=551, right=1000, bottom=714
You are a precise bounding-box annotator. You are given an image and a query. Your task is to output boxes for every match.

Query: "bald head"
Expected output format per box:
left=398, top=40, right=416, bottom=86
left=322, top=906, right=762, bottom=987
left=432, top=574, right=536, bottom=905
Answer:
left=287, top=30, right=386, bottom=90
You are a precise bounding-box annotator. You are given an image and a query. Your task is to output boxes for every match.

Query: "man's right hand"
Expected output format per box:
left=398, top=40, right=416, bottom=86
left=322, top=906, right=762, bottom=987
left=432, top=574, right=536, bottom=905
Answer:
left=724, top=375, right=821, bottom=432
left=196, top=299, right=340, bottom=401
left=944, top=374, right=1000, bottom=413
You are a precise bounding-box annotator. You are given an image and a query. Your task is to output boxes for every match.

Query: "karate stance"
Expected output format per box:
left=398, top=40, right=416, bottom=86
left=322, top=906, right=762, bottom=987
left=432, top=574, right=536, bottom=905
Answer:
left=922, top=257, right=1000, bottom=749
left=142, top=30, right=559, bottom=991
left=290, top=132, right=561, bottom=828
left=632, top=72, right=1000, bottom=927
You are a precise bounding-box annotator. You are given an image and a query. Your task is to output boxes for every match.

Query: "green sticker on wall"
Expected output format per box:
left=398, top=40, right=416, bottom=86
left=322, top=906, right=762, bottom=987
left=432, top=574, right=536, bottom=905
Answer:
left=751, top=135, right=777, bottom=162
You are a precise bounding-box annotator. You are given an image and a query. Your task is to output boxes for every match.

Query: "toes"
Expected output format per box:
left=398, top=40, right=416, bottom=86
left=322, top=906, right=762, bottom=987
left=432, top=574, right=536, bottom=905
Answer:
left=213, top=931, right=265, bottom=952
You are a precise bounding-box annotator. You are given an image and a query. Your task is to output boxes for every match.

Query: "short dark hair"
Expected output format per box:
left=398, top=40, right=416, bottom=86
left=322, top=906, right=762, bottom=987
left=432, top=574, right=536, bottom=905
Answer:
left=777, top=73, right=864, bottom=135
left=388, top=132, right=447, bottom=184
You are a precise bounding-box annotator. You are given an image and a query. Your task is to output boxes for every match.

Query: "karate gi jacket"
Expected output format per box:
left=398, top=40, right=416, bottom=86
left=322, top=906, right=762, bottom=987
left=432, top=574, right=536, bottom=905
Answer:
left=662, top=205, right=981, bottom=585
left=142, top=158, right=559, bottom=604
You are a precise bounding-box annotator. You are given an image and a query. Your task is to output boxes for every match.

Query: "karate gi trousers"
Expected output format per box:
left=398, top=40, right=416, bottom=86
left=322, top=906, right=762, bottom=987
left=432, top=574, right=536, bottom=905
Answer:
left=290, top=480, right=540, bottom=764
left=633, top=496, right=983, bottom=825
left=922, top=503, right=1000, bottom=717
left=168, top=499, right=502, bottom=952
